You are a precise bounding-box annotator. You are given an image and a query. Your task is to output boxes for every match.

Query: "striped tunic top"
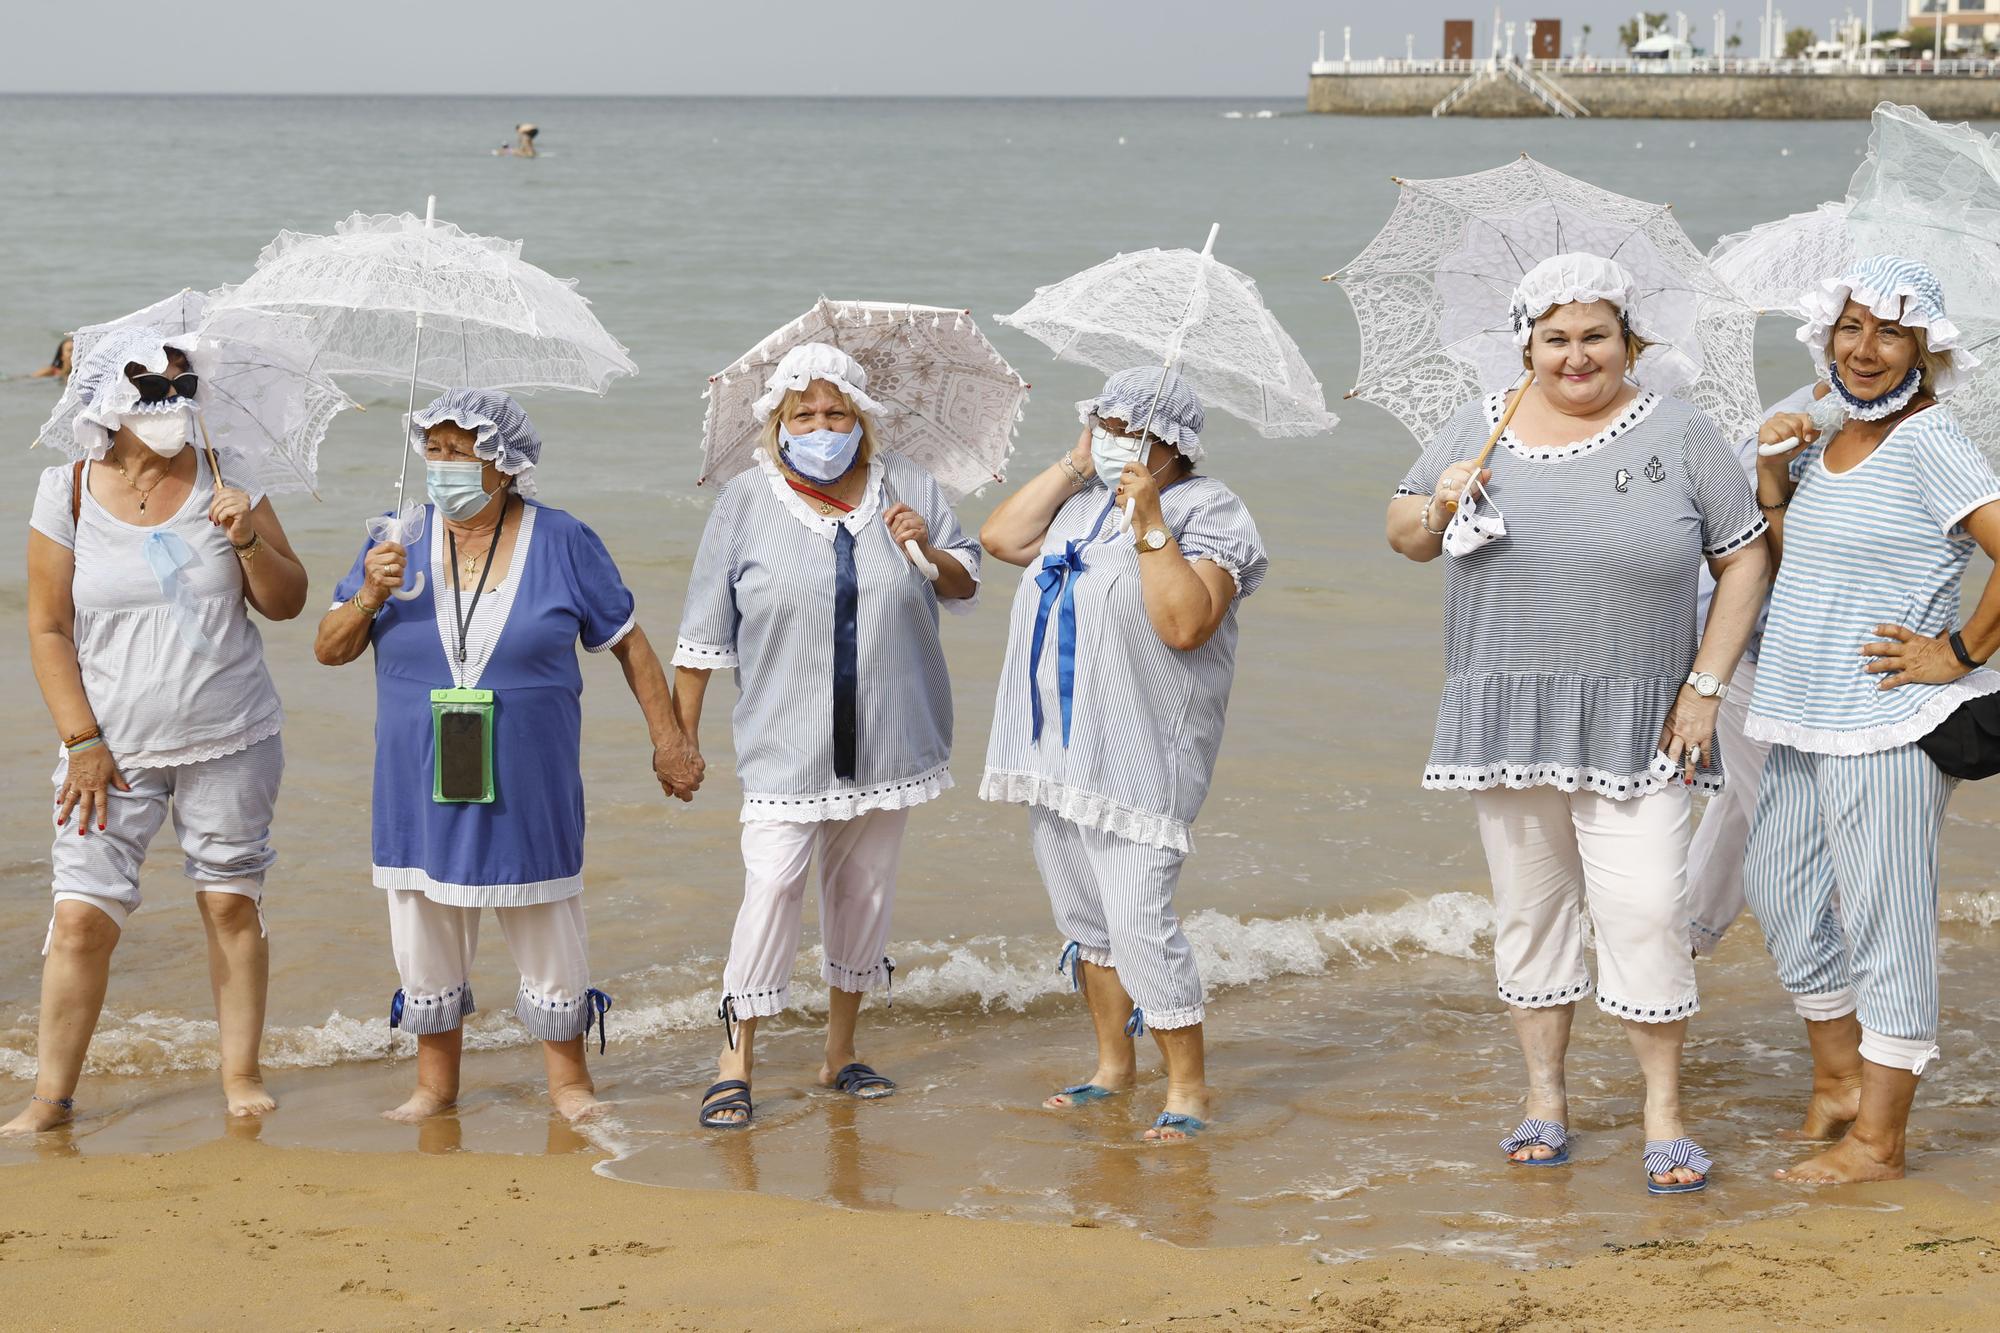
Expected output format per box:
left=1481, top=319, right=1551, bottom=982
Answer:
left=980, top=474, right=1267, bottom=853
left=1747, top=404, right=2000, bottom=755
left=1397, top=391, right=1766, bottom=799
left=673, top=448, right=980, bottom=823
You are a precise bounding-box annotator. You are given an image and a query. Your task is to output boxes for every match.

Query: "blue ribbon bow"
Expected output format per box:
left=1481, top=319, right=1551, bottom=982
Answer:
left=584, top=987, right=612, bottom=1055
left=389, top=988, right=407, bottom=1029
left=1056, top=940, right=1082, bottom=992
left=143, top=530, right=218, bottom=656
left=1029, top=501, right=1119, bottom=748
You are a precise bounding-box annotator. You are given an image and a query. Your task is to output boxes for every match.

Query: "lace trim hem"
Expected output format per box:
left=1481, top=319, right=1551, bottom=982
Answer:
left=1744, top=669, right=2000, bottom=756
left=115, top=709, right=285, bottom=770
left=672, top=638, right=740, bottom=669
left=740, top=763, right=952, bottom=824
left=1597, top=989, right=1700, bottom=1023
left=723, top=984, right=791, bottom=1020
left=978, top=768, right=1192, bottom=853
left=1425, top=754, right=1720, bottom=799
left=753, top=446, right=885, bottom=542
left=1497, top=977, right=1593, bottom=1009
left=1492, top=390, right=1661, bottom=462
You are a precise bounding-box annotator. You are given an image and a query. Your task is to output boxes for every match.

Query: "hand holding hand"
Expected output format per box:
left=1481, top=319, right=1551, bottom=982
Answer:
left=653, top=732, right=705, bottom=803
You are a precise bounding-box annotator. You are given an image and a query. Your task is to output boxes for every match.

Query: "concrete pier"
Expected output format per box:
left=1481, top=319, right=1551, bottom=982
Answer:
left=1310, top=68, right=2000, bottom=119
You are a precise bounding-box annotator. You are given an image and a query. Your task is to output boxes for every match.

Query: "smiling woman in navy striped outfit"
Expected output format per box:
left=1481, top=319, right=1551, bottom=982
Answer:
left=1387, top=254, right=1770, bottom=1195
left=1745, top=256, right=2000, bottom=1184
left=674, top=343, right=980, bottom=1129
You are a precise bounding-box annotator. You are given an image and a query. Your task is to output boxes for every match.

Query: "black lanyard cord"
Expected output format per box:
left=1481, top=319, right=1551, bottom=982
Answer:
left=446, top=495, right=511, bottom=666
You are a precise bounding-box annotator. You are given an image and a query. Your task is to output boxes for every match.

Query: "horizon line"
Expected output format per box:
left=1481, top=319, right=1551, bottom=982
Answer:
left=0, top=90, right=1307, bottom=101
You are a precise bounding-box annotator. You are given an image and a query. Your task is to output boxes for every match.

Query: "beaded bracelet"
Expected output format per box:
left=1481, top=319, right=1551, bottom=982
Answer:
left=67, top=737, right=105, bottom=755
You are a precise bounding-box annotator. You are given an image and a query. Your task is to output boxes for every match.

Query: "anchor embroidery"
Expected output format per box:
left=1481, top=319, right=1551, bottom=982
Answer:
left=1644, top=455, right=1667, bottom=484
left=1614, top=468, right=1633, bottom=493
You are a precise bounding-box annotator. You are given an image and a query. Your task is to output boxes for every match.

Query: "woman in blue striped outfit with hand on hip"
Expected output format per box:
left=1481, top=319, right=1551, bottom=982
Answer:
left=1745, top=256, right=2000, bottom=1183
left=981, top=367, right=1267, bottom=1143
left=674, top=342, right=980, bottom=1128
left=1386, top=255, right=1770, bottom=1194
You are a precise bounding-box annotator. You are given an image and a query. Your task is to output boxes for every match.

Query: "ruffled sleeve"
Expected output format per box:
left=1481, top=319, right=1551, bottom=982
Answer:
left=1396, top=398, right=1486, bottom=499
left=1911, top=414, right=2000, bottom=535
left=673, top=489, right=741, bottom=669
left=29, top=465, right=77, bottom=550
left=563, top=515, right=637, bottom=653
left=1682, top=407, right=1767, bottom=558
left=1177, top=483, right=1269, bottom=599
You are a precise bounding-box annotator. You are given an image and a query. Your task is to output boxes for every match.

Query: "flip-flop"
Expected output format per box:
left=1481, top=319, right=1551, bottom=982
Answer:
left=1644, top=1137, right=1712, bottom=1195
left=1500, top=1117, right=1571, bottom=1167
left=1146, top=1111, right=1207, bottom=1141
left=1045, top=1082, right=1119, bottom=1108
left=831, top=1062, right=896, bottom=1099
left=698, top=1079, right=753, bottom=1129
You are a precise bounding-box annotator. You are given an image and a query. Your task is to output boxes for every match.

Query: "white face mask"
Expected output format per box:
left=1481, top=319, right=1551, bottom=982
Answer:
left=1442, top=476, right=1507, bottom=559
left=1089, top=425, right=1145, bottom=491
left=119, top=408, right=192, bottom=458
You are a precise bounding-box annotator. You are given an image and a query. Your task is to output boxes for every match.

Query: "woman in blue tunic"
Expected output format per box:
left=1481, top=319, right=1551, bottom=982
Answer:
left=316, top=389, right=703, bottom=1123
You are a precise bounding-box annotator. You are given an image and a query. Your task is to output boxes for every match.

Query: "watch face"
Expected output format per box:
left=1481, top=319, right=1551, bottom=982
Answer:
left=1145, top=529, right=1167, bottom=549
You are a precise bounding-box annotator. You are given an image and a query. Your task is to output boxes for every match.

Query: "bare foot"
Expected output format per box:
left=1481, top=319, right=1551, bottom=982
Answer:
left=549, top=1083, right=604, bottom=1123
left=223, top=1075, right=278, bottom=1118
left=1780, top=1074, right=1863, bottom=1142
left=1141, top=1088, right=1211, bottom=1142
left=1043, top=1063, right=1136, bottom=1110
left=381, top=1087, right=456, bottom=1123
left=1506, top=1092, right=1570, bottom=1163
left=0, top=1098, right=74, bottom=1136
left=1775, top=1131, right=1905, bottom=1183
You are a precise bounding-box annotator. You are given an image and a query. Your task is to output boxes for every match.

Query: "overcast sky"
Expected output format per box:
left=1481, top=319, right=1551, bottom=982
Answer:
left=0, top=1, right=1896, bottom=97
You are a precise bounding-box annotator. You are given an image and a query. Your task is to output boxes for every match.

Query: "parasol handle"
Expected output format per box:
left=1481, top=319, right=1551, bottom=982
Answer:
left=1446, top=372, right=1533, bottom=514
left=904, top=539, right=941, bottom=581
left=394, top=571, right=427, bottom=601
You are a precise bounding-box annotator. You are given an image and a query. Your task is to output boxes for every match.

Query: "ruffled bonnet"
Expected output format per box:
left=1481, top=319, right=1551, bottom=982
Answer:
left=1508, top=252, right=1700, bottom=391
left=1076, top=366, right=1206, bottom=462
left=51, top=325, right=209, bottom=460
left=406, top=388, right=543, bottom=498
left=1795, top=254, right=1980, bottom=398
left=750, top=342, right=882, bottom=424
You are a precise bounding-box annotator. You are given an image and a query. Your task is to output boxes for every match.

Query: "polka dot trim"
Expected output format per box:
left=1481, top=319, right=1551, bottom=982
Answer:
left=1492, top=390, right=1662, bottom=462
left=1705, top=517, right=1769, bottom=559
left=1498, top=977, right=1593, bottom=1008
left=1596, top=992, right=1700, bottom=1022
left=1421, top=760, right=1723, bottom=800
left=400, top=982, right=471, bottom=1008
left=518, top=984, right=602, bottom=1013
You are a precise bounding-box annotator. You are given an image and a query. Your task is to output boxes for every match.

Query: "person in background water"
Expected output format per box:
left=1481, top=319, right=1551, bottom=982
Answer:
left=316, top=389, right=702, bottom=1124
left=30, top=336, right=73, bottom=380
left=6, top=328, right=307, bottom=1134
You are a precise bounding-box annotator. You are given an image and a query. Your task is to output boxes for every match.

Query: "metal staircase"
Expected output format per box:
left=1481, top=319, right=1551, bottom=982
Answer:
left=1432, top=62, right=1591, bottom=118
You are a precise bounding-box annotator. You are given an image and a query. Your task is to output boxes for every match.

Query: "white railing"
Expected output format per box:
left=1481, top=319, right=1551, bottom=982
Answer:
left=1507, top=61, right=1591, bottom=115
left=1431, top=70, right=1496, bottom=116
left=1314, top=55, right=2000, bottom=77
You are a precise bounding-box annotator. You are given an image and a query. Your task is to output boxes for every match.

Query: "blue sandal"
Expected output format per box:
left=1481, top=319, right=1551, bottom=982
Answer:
left=831, top=1062, right=896, bottom=1099
left=1047, top=1082, right=1119, bottom=1107
left=698, top=1079, right=753, bottom=1129
left=1500, top=1117, right=1570, bottom=1167
left=1147, top=1111, right=1207, bottom=1140
left=1644, top=1138, right=1712, bottom=1195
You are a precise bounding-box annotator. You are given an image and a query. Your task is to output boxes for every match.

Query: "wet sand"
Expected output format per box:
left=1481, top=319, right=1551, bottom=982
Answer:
left=3, top=1137, right=1997, bottom=1330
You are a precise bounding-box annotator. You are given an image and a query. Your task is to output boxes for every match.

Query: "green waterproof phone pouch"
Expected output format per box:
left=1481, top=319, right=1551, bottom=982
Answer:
left=431, top=688, right=496, bottom=803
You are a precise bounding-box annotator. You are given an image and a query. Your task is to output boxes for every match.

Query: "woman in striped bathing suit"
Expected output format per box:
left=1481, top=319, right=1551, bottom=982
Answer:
left=673, top=342, right=980, bottom=1128
left=1386, top=254, right=1770, bottom=1194
left=1745, top=256, right=2000, bottom=1184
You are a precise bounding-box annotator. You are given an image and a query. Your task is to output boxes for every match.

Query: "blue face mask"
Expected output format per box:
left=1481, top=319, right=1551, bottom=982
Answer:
left=778, top=423, right=864, bottom=484
left=426, top=460, right=497, bottom=521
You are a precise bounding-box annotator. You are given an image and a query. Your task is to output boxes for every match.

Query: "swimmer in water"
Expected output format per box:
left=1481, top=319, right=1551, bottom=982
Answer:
left=30, top=336, right=73, bottom=380
left=514, top=123, right=539, bottom=158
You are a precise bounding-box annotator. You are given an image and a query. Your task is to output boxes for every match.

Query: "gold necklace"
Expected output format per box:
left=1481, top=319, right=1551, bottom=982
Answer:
left=112, top=460, right=168, bottom=513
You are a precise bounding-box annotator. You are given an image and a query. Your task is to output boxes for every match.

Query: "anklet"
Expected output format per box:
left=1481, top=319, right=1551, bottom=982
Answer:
left=31, top=1094, right=75, bottom=1111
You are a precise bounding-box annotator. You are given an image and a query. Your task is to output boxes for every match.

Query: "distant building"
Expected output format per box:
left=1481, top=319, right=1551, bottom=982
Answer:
left=1910, top=0, right=2000, bottom=47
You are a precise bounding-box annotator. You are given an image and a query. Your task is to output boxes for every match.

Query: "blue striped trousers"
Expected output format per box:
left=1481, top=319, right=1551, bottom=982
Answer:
left=1029, top=807, right=1203, bottom=1029
left=1742, top=742, right=1952, bottom=1073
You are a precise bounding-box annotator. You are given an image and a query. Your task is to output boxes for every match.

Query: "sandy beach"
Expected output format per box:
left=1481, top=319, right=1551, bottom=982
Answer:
left=0, top=1138, right=1994, bottom=1330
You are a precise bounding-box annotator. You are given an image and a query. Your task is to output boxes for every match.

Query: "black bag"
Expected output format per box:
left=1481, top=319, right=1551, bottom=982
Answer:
left=1918, top=694, right=2000, bottom=780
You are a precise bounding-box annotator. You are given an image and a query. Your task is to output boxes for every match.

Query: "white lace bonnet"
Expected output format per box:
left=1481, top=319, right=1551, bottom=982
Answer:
left=1078, top=366, right=1207, bottom=463
left=1507, top=252, right=1700, bottom=390
left=62, top=325, right=210, bottom=460
left=1796, top=255, right=1980, bottom=397
left=751, top=342, right=882, bottom=424
left=406, top=388, right=544, bottom=498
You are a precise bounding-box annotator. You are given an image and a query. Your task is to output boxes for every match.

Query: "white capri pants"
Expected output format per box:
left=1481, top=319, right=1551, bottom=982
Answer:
left=46, top=734, right=283, bottom=940
left=721, top=807, right=908, bottom=1022
left=386, top=889, right=605, bottom=1044
left=1471, top=784, right=1698, bottom=1023
left=1685, top=657, right=1772, bottom=956
left=1742, top=742, right=1952, bottom=1075
left=1031, top=807, right=1203, bottom=1031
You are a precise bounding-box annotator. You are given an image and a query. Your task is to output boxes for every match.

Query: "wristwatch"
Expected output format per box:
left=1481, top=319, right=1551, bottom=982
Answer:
left=1685, top=670, right=1728, bottom=700
left=1139, top=526, right=1172, bottom=553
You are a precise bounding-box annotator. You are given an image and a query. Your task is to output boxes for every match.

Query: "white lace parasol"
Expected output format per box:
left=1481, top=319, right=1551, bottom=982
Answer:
left=1332, top=153, right=1760, bottom=445
left=996, top=230, right=1337, bottom=440
left=700, top=298, right=1029, bottom=503
left=35, top=289, right=354, bottom=496
left=1709, top=201, right=1859, bottom=317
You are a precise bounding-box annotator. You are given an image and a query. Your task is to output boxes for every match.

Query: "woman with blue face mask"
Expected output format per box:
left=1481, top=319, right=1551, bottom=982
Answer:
left=673, top=342, right=980, bottom=1128
left=979, top=367, right=1268, bottom=1143
left=314, top=388, right=704, bottom=1125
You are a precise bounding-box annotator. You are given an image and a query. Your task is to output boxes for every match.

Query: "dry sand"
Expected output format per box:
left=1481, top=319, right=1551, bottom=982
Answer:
left=2, top=1138, right=1997, bottom=1330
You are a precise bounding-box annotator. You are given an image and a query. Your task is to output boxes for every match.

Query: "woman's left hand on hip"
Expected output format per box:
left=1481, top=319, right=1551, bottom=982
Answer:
left=209, top=485, right=255, bottom=545
left=1659, top=692, right=1721, bottom=785
left=1862, top=622, right=1970, bottom=690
